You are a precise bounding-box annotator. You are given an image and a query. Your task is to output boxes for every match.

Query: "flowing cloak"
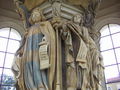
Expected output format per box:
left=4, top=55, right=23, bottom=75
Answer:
left=12, top=21, right=56, bottom=90
left=65, top=22, right=103, bottom=90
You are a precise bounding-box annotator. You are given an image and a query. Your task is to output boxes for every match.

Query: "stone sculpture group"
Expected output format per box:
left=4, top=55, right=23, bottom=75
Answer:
left=12, top=0, right=104, bottom=90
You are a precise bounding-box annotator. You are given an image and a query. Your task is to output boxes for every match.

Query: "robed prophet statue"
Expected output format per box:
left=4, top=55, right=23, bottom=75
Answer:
left=12, top=0, right=104, bottom=90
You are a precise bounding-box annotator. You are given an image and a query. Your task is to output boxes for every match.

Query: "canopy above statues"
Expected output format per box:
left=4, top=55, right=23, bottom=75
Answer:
left=16, top=0, right=100, bottom=11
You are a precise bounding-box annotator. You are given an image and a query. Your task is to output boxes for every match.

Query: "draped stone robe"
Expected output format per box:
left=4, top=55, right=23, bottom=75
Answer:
left=53, top=20, right=104, bottom=90
left=12, top=19, right=104, bottom=90
left=12, top=21, right=56, bottom=90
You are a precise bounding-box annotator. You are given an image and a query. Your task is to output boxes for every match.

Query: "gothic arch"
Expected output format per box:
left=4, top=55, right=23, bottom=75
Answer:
left=95, top=17, right=120, bottom=32
left=0, top=16, right=25, bottom=37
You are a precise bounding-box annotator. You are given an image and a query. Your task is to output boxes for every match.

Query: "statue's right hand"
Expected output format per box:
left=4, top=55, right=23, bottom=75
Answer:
left=51, top=17, right=62, bottom=29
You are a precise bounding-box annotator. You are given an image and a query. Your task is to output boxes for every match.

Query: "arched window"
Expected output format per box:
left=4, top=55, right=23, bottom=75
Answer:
left=100, top=24, right=120, bottom=83
left=0, top=27, right=21, bottom=89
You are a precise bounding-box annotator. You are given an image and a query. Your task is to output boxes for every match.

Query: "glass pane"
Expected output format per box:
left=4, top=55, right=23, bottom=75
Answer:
left=0, top=86, right=16, bottom=90
left=0, top=68, right=3, bottom=76
left=100, top=36, right=113, bottom=51
left=112, top=33, right=120, bottom=48
left=0, top=38, right=8, bottom=51
left=115, top=48, right=120, bottom=63
left=2, top=69, right=15, bottom=85
left=0, top=68, right=3, bottom=84
left=100, top=25, right=110, bottom=37
left=4, top=53, right=14, bottom=68
left=109, top=24, right=120, bottom=34
left=10, top=28, right=21, bottom=40
left=107, top=87, right=112, bottom=90
left=105, top=65, right=119, bottom=80
left=7, top=40, right=20, bottom=53
left=0, top=28, right=10, bottom=38
left=118, top=64, right=120, bottom=73
left=101, top=50, right=116, bottom=66
left=0, top=52, right=5, bottom=67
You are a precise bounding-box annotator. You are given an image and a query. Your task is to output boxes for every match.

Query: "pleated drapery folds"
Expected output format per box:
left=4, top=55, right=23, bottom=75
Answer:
left=12, top=20, right=104, bottom=90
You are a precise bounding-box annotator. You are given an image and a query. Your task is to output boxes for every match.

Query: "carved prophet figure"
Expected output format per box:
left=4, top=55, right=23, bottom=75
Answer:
left=12, top=0, right=104, bottom=90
